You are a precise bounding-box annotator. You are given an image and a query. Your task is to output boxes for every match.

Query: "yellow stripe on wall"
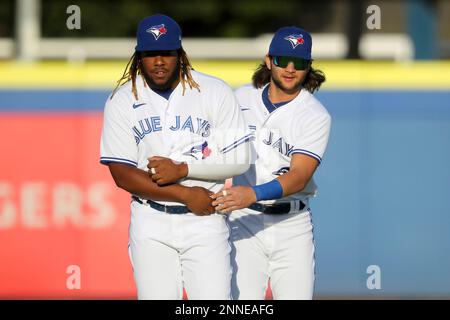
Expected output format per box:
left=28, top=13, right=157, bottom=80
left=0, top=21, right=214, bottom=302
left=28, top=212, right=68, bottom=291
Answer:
left=1, top=60, right=450, bottom=89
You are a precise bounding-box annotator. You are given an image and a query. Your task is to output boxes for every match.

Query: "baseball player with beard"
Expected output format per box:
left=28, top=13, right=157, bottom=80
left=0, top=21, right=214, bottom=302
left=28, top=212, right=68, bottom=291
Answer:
left=211, top=27, right=331, bottom=299
left=100, top=14, right=251, bottom=300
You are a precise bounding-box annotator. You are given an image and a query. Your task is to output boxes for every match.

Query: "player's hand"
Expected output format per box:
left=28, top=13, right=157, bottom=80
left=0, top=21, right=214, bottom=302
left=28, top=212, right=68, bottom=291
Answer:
left=147, top=156, right=188, bottom=186
left=183, top=186, right=215, bottom=216
left=211, top=186, right=257, bottom=213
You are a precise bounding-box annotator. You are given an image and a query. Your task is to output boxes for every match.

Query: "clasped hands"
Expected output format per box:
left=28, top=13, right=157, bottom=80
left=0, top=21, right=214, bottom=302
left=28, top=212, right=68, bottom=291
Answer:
left=147, top=156, right=256, bottom=214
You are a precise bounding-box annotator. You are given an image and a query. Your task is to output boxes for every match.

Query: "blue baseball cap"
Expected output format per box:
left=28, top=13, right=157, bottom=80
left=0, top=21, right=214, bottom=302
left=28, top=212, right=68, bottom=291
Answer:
left=135, top=14, right=182, bottom=52
left=268, top=26, right=312, bottom=60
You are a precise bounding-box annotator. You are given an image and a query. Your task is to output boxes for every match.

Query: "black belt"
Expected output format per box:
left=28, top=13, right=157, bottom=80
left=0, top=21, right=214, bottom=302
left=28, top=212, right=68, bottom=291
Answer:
left=248, top=201, right=305, bottom=214
left=133, top=196, right=305, bottom=215
left=132, top=196, right=190, bottom=214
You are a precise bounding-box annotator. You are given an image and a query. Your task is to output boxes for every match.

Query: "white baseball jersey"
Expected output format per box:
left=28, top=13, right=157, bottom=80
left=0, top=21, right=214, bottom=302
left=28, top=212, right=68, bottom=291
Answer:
left=228, top=83, right=331, bottom=300
left=232, top=83, right=331, bottom=203
left=100, top=70, right=250, bottom=300
left=100, top=70, right=251, bottom=206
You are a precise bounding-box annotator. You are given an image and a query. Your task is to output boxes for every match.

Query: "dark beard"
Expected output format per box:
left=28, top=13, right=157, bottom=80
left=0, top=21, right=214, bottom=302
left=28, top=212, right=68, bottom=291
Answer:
left=272, top=74, right=302, bottom=94
left=141, top=60, right=180, bottom=91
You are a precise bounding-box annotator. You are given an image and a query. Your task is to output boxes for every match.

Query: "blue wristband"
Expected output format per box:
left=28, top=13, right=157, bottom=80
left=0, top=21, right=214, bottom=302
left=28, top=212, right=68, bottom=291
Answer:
left=252, top=179, right=284, bottom=201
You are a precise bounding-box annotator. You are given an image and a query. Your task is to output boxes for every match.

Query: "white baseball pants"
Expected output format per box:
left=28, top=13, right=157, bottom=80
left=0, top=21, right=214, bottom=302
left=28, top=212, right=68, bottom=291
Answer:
left=128, top=201, right=232, bottom=300
left=227, top=207, right=315, bottom=300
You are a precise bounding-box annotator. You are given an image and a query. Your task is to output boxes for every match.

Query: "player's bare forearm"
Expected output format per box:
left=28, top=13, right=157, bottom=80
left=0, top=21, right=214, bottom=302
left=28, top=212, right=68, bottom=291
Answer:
left=211, top=154, right=320, bottom=212
left=108, top=162, right=216, bottom=215
left=277, top=154, right=319, bottom=196
left=276, top=169, right=309, bottom=196
left=210, top=169, right=311, bottom=213
left=108, top=162, right=189, bottom=202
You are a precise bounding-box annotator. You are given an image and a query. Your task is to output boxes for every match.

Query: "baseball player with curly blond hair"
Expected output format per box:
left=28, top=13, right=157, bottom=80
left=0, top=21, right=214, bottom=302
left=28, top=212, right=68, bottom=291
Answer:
left=211, top=26, right=331, bottom=300
left=100, top=14, right=251, bottom=300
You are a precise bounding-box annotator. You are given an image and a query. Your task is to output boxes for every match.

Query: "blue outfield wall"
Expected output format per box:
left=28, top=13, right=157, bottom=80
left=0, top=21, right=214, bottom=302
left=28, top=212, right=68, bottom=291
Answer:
left=313, top=90, right=450, bottom=297
left=1, top=89, right=450, bottom=297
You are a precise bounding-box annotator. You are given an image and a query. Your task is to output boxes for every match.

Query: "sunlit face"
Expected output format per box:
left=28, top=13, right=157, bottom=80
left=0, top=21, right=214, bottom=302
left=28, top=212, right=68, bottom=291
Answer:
left=139, top=50, right=180, bottom=90
left=265, top=55, right=309, bottom=94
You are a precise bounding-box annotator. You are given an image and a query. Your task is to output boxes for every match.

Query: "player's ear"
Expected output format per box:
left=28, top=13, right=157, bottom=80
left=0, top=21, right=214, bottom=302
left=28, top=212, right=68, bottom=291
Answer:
left=265, top=55, right=272, bottom=71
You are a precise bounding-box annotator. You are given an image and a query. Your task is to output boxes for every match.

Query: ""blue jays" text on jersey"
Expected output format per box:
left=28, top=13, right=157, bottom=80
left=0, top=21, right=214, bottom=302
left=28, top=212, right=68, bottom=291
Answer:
left=133, top=115, right=211, bottom=145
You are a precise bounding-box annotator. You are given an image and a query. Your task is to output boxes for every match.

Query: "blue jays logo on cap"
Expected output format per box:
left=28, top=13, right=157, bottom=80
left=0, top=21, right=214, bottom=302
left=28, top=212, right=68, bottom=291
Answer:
left=146, top=24, right=167, bottom=40
left=284, top=34, right=305, bottom=49
left=269, top=26, right=312, bottom=60
left=135, top=14, right=182, bottom=52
